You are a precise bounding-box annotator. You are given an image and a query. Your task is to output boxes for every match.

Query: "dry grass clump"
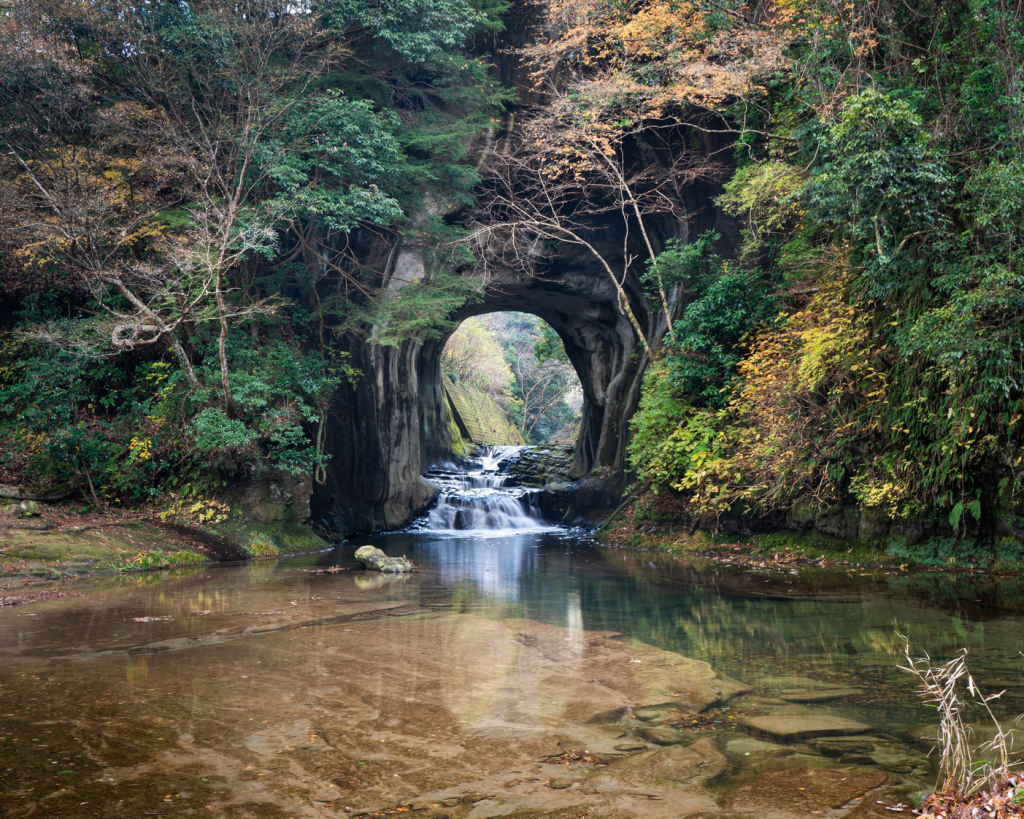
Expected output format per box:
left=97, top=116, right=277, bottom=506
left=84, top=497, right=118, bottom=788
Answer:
left=899, top=638, right=1022, bottom=795
left=917, top=774, right=1024, bottom=818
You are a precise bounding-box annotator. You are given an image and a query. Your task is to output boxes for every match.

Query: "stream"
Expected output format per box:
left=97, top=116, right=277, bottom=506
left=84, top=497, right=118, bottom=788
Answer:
left=2, top=456, right=1024, bottom=817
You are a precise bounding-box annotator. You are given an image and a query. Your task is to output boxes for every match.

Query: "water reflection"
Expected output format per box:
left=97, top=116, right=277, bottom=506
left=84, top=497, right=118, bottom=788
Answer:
left=351, top=530, right=553, bottom=601
left=338, top=530, right=1024, bottom=728
left=3, top=531, right=1024, bottom=816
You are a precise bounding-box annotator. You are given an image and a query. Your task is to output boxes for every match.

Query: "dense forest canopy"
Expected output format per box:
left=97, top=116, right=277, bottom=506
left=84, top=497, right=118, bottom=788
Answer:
left=1, top=0, right=1022, bottom=550
left=592, top=0, right=1024, bottom=545
left=0, top=0, right=508, bottom=500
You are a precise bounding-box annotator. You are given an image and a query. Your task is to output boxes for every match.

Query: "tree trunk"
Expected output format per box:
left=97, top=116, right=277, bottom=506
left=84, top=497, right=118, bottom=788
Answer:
left=169, top=333, right=200, bottom=391
left=107, top=278, right=200, bottom=390
left=215, top=270, right=234, bottom=417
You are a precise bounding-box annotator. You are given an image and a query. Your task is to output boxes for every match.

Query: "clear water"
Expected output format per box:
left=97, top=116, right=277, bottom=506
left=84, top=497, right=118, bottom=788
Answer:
left=361, top=531, right=1024, bottom=727
left=2, top=530, right=1024, bottom=816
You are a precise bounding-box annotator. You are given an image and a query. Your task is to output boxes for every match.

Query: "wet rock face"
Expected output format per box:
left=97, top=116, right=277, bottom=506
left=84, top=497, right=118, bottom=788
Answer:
left=636, top=726, right=687, bottom=746
left=311, top=335, right=440, bottom=536
left=741, top=715, right=873, bottom=741
left=235, top=466, right=314, bottom=524
left=311, top=191, right=734, bottom=535
left=504, top=444, right=576, bottom=488
left=720, top=766, right=890, bottom=815
left=723, top=738, right=792, bottom=765
left=313, top=252, right=648, bottom=537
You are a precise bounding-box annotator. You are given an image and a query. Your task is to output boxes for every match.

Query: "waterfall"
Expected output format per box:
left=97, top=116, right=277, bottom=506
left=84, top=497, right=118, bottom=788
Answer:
left=423, top=446, right=548, bottom=532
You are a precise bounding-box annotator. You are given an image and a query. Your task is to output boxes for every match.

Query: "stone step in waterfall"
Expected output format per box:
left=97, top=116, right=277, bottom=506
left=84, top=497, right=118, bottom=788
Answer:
left=421, top=446, right=554, bottom=532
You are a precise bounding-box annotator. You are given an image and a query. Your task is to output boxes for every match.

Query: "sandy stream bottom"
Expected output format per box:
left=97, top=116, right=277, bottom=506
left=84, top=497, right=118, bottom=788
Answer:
left=0, top=571, right=931, bottom=819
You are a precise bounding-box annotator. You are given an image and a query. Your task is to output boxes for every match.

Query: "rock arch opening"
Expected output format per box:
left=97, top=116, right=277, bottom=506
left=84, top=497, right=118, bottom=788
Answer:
left=440, top=312, right=583, bottom=448
left=311, top=235, right=655, bottom=536
left=310, top=182, right=734, bottom=537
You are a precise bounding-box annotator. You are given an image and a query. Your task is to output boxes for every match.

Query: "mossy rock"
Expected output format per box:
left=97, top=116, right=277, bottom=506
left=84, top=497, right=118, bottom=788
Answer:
left=209, top=520, right=329, bottom=557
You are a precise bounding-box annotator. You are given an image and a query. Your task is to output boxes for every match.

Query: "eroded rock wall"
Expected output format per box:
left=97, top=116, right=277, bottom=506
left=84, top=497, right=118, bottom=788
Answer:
left=311, top=131, right=736, bottom=537
left=313, top=334, right=440, bottom=537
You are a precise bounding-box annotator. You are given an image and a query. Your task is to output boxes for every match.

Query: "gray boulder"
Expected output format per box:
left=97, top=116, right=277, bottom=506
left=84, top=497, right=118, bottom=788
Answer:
left=5, top=500, right=41, bottom=518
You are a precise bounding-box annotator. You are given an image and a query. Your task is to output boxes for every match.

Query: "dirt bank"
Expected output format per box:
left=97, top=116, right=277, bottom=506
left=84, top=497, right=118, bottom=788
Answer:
left=0, top=501, right=327, bottom=583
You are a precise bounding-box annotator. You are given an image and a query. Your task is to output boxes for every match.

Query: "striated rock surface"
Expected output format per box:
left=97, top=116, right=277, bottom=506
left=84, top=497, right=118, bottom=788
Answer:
left=504, top=444, right=576, bottom=487
left=742, top=715, right=873, bottom=741
left=719, top=766, right=890, bottom=814
left=444, top=379, right=523, bottom=446
left=311, top=189, right=736, bottom=536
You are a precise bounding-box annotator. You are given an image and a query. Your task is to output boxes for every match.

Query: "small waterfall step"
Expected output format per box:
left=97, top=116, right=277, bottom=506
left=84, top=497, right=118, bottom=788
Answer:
left=420, top=446, right=552, bottom=532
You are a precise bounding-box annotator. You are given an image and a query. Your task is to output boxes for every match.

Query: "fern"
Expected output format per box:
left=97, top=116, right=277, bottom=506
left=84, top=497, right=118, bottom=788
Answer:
left=949, top=501, right=964, bottom=531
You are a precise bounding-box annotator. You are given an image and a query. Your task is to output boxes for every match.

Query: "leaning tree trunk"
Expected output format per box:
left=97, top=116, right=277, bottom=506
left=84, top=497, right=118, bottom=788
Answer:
left=215, top=269, right=234, bottom=417
left=0, top=480, right=80, bottom=501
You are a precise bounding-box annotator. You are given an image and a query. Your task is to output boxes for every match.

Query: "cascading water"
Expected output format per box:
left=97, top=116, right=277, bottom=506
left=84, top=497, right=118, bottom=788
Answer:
left=423, top=446, right=549, bottom=532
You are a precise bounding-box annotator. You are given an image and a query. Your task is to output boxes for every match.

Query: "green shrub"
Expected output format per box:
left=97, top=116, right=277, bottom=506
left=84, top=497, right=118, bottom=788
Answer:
left=191, top=408, right=258, bottom=454
left=116, top=550, right=206, bottom=572
left=246, top=535, right=281, bottom=558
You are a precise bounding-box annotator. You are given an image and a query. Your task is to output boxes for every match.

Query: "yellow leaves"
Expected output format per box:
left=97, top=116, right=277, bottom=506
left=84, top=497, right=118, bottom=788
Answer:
left=129, top=437, right=153, bottom=462
left=157, top=493, right=230, bottom=525
left=4, top=140, right=170, bottom=272
left=522, top=0, right=790, bottom=125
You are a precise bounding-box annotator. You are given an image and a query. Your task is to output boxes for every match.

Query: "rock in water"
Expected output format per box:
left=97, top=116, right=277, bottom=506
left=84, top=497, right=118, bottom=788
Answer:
left=779, top=688, right=863, bottom=703
left=354, top=545, right=412, bottom=573
left=741, top=715, right=871, bottom=741
left=637, top=727, right=687, bottom=746
left=723, top=738, right=793, bottom=765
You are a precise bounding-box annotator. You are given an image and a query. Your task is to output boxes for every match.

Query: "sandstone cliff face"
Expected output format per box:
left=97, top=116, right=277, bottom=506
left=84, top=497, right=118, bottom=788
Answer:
left=312, top=334, right=440, bottom=536
left=310, top=229, right=653, bottom=537
left=310, top=135, right=736, bottom=537
left=444, top=379, right=523, bottom=446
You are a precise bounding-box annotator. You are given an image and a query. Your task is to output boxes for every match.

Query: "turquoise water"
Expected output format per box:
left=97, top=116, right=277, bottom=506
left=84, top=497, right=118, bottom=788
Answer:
left=1, top=529, right=1023, bottom=815
left=355, top=530, right=1024, bottom=730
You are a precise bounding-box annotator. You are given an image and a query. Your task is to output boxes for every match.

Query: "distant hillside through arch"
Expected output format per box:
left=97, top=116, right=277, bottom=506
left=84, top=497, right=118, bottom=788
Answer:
left=442, top=312, right=582, bottom=448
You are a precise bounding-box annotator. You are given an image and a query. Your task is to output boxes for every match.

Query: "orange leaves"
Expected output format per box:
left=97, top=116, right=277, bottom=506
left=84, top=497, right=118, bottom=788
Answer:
left=522, top=0, right=790, bottom=124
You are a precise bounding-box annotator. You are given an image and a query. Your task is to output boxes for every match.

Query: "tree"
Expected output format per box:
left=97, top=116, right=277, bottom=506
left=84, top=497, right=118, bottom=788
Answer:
left=470, top=117, right=729, bottom=358
left=87, top=1, right=412, bottom=415
left=0, top=5, right=205, bottom=386
left=0, top=0, right=509, bottom=499
left=522, top=0, right=790, bottom=150
left=0, top=0, right=496, bottom=404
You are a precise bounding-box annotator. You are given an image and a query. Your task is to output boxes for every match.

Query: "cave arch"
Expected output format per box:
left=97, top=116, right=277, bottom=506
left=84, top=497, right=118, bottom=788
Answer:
left=310, top=224, right=657, bottom=537
left=437, top=311, right=581, bottom=447
left=310, top=148, right=736, bottom=536
left=429, top=272, right=643, bottom=476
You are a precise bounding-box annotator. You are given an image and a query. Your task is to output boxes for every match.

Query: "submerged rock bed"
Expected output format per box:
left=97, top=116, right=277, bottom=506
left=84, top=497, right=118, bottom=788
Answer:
left=5, top=532, right=1019, bottom=819
left=0, top=588, right=934, bottom=818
